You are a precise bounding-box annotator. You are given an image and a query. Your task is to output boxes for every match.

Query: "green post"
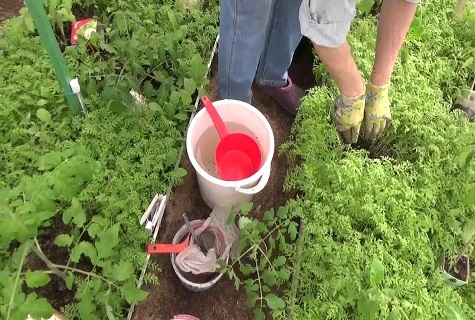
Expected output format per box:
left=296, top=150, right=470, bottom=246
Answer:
left=24, top=0, right=84, bottom=116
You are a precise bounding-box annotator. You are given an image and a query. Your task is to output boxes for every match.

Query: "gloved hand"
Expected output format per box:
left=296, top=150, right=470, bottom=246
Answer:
left=363, top=81, right=392, bottom=141
left=332, top=89, right=366, bottom=144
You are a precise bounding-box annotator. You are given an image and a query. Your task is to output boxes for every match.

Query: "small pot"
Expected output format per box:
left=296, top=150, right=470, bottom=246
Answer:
left=170, top=219, right=229, bottom=292
left=440, top=254, right=470, bottom=288
left=454, top=89, right=475, bottom=120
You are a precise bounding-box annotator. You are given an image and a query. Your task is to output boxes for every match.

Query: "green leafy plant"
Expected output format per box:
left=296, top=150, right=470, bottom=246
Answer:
left=357, top=0, right=383, bottom=15
left=20, top=0, right=76, bottom=42
left=453, top=0, right=475, bottom=103
left=221, top=202, right=299, bottom=320
left=1, top=0, right=220, bottom=318
left=0, top=135, right=148, bottom=319
left=279, top=0, right=475, bottom=318
left=63, top=2, right=216, bottom=122
left=358, top=259, right=412, bottom=320
left=443, top=145, right=475, bottom=279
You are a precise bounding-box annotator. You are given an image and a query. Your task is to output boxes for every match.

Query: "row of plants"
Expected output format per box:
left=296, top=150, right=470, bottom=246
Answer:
left=0, top=0, right=219, bottom=319
left=276, top=0, right=475, bottom=318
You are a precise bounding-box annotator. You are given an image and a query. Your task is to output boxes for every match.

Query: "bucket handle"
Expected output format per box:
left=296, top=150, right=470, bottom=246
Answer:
left=234, top=166, right=271, bottom=195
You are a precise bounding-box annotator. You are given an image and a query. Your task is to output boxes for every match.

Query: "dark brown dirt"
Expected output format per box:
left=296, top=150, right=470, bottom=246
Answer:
left=444, top=256, right=470, bottom=282
left=0, top=0, right=24, bottom=21
left=131, top=38, right=316, bottom=320
left=353, top=138, right=395, bottom=159
left=22, top=216, right=79, bottom=311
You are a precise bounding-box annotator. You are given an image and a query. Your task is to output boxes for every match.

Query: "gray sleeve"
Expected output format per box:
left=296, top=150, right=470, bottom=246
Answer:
left=299, top=0, right=357, bottom=48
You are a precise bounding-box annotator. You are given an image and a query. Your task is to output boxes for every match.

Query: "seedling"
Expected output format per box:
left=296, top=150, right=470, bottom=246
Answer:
left=453, top=0, right=475, bottom=119
left=442, top=234, right=474, bottom=287
left=441, top=146, right=475, bottom=287
left=221, top=202, right=301, bottom=320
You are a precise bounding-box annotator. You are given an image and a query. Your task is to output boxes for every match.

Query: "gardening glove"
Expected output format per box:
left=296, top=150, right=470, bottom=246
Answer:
left=363, top=81, right=392, bottom=141
left=332, top=89, right=366, bottom=144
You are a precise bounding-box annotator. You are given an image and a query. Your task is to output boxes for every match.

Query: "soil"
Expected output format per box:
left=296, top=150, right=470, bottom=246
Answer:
left=444, top=255, right=470, bottom=282
left=0, top=0, right=24, bottom=21
left=131, top=38, right=317, bottom=320
left=353, top=138, right=395, bottom=160
left=22, top=216, right=89, bottom=311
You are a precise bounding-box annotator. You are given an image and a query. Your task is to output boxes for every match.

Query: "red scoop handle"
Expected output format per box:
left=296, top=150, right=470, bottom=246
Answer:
left=201, top=95, right=229, bottom=139
left=146, top=234, right=191, bottom=254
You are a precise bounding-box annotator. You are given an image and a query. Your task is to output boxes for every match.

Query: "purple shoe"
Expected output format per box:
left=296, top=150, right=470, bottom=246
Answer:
left=258, top=77, right=306, bottom=115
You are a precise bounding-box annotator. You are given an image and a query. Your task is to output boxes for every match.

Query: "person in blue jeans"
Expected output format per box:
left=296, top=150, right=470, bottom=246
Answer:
left=217, top=0, right=304, bottom=116
left=218, top=0, right=419, bottom=144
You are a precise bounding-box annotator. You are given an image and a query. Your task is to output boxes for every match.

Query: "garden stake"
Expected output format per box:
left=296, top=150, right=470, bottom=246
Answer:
left=24, top=0, right=84, bottom=116
left=288, top=218, right=305, bottom=320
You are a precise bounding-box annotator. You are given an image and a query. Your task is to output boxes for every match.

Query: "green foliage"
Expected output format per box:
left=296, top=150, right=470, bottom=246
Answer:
left=453, top=0, right=475, bottom=100
left=279, top=0, right=475, bottom=319
left=222, top=203, right=299, bottom=320
left=61, top=1, right=218, bottom=120
left=357, top=258, right=412, bottom=320
left=0, top=0, right=219, bottom=319
left=20, top=0, right=76, bottom=41
left=357, top=0, right=384, bottom=15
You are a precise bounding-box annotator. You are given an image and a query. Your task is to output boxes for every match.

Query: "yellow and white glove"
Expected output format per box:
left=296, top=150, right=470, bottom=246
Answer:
left=332, top=89, right=366, bottom=144
left=363, top=81, right=392, bottom=141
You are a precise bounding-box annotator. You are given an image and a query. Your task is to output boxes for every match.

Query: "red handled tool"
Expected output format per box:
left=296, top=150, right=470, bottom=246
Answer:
left=146, top=234, right=191, bottom=254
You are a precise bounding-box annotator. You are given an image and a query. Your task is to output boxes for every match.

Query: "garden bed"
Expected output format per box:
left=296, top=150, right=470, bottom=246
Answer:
left=280, top=0, right=475, bottom=318
left=0, top=1, right=221, bottom=319
left=0, top=0, right=23, bottom=21
left=3, top=0, right=475, bottom=319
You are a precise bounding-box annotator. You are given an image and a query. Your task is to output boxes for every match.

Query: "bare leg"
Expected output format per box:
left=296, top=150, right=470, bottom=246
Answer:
left=370, top=0, right=418, bottom=86
left=312, top=0, right=417, bottom=94
left=363, top=0, right=418, bottom=140
left=313, top=42, right=364, bottom=98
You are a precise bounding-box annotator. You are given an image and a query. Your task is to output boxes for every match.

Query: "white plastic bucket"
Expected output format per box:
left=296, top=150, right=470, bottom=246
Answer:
left=186, top=99, right=274, bottom=209
left=171, top=219, right=228, bottom=292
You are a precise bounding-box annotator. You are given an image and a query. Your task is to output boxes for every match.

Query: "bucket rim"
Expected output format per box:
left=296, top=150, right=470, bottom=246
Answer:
left=170, top=219, right=229, bottom=288
left=186, top=99, right=275, bottom=188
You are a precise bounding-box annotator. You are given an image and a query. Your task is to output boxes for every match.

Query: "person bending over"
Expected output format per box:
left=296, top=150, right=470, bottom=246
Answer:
left=300, top=0, right=419, bottom=143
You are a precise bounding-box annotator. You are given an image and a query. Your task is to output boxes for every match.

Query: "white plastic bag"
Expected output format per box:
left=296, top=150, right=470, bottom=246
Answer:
left=175, top=206, right=238, bottom=274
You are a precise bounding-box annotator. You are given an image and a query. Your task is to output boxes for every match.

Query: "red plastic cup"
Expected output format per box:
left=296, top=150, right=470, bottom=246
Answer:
left=201, top=96, right=261, bottom=181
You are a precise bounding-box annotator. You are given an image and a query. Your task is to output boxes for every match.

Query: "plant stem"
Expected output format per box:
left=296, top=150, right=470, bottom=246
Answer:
left=241, top=227, right=279, bottom=275
left=30, top=158, right=71, bottom=203
left=32, top=238, right=67, bottom=280
left=255, top=257, right=263, bottom=309
left=7, top=244, right=30, bottom=319
left=288, top=219, right=304, bottom=320
left=52, top=264, right=120, bottom=289
left=229, top=221, right=285, bottom=269
left=65, top=220, right=93, bottom=269
left=455, top=233, right=475, bottom=264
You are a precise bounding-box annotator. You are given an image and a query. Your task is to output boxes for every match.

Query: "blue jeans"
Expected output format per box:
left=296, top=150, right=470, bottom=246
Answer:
left=218, top=0, right=303, bottom=104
